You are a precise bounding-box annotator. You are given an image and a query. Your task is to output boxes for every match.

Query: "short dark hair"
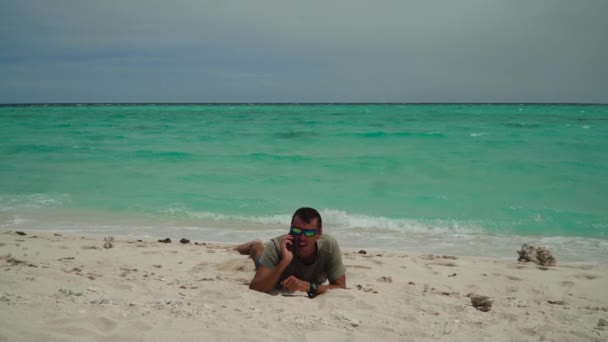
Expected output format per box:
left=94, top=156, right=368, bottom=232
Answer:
left=291, top=207, right=322, bottom=231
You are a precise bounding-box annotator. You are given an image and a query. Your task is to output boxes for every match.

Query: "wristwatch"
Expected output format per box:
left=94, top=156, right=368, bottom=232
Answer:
left=307, top=281, right=319, bottom=298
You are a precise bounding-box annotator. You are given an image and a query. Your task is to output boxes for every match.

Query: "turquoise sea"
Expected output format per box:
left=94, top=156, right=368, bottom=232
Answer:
left=1, top=104, right=607, bottom=261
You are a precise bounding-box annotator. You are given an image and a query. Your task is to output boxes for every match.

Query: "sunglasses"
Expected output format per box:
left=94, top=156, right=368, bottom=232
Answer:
left=290, top=226, right=319, bottom=237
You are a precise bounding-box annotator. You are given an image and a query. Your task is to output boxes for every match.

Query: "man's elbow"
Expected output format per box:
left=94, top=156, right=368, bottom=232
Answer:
left=330, top=275, right=347, bottom=289
left=248, top=282, right=260, bottom=291
left=248, top=282, right=270, bottom=293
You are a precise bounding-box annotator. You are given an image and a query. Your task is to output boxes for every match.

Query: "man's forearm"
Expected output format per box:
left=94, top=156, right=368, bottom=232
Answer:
left=315, top=284, right=345, bottom=296
left=249, top=261, right=289, bottom=293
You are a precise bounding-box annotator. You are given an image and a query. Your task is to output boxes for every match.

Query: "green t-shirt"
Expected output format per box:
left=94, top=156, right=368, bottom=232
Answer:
left=258, top=234, right=346, bottom=284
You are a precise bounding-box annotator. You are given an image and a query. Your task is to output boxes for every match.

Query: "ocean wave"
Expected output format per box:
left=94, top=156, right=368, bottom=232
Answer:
left=505, top=122, right=542, bottom=129
left=344, top=131, right=445, bottom=138
left=0, top=214, right=28, bottom=227
left=3, top=206, right=607, bottom=261
left=247, top=153, right=312, bottom=161
left=0, top=193, right=71, bottom=210
left=5, top=210, right=607, bottom=261
left=4, top=144, right=67, bottom=154
left=273, top=131, right=318, bottom=139
left=158, top=206, right=292, bottom=226
left=161, top=208, right=484, bottom=234
left=134, top=150, right=194, bottom=159
left=319, top=209, right=483, bottom=234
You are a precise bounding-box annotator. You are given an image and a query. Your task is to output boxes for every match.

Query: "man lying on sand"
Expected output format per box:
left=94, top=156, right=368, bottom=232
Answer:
left=236, top=207, right=346, bottom=298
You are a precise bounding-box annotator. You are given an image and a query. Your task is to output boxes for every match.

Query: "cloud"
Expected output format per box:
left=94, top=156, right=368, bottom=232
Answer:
left=1, top=0, right=607, bottom=102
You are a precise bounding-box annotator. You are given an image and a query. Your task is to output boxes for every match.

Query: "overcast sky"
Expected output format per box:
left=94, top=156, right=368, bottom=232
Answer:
left=1, top=0, right=607, bottom=103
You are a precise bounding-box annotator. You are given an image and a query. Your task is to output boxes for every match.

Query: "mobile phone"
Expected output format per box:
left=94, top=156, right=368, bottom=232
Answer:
left=287, top=233, right=295, bottom=251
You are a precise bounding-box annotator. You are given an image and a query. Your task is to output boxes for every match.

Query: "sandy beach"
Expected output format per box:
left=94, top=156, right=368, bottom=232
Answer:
left=1, top=230, right=607, bottom=341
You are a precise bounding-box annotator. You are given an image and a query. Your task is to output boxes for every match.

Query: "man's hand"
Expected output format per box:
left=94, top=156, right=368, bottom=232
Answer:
left=280, top=275, right=309, bottom=292
left=279, top=234, right=294, bottom=265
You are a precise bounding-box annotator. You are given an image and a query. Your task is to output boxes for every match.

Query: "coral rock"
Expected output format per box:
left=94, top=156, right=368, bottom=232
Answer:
left=103, top=236, right=114, bottom=249
left=517, top=243, right=556, bottom=266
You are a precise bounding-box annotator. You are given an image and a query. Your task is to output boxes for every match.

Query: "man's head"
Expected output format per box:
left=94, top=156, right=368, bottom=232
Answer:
left=290, top=207, right=322, bottom=258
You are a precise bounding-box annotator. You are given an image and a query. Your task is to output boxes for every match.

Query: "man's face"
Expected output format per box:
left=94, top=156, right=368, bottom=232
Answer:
left=291, top=216, right=321, bottom=258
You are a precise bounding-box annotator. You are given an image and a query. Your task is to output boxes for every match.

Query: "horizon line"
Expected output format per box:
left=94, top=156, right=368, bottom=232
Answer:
left=1, top=102, right=607, bottom=106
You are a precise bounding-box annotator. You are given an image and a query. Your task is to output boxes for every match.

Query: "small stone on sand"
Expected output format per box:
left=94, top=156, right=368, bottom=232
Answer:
left=377, top=276, right=392, bottom=283
left=470, top=295, right=493, bottom=312
left=16, top=231, right=26, bottom=236
left=180, top=238, right=190, bottom=244
left=358, top=250, right=367, bottom=255
left=158, top=238, right=171, bottom=243
left=548, top=300, right=565, bottom=305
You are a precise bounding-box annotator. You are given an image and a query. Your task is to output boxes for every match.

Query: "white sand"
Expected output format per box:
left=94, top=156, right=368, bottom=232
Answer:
left=1, top=230, right=607, bottom=341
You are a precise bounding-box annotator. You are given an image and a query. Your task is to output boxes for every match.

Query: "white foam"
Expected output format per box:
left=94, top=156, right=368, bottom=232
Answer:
left=0, top=214, right=28, bottom=227
left=10, top=222, right=607, bottom=262
left=470, top=132, right=486, bottom=137
left=180, top=210, right=292, bottom=226
left=319, top=209, right=483, bottom=234
left=0, top=193, right=71, bottom=210
left=3, top=207, right=607, bottom=262
left=180, top=208, right=482, bottom=234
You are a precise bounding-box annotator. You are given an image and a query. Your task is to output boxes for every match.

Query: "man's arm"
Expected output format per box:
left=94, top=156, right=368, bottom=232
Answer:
left=280, top=274, right=346, bottom=296
left=249, top=262, right=289, bottom=293
left=248, top=235, right=293, bottom=293
left=314, top=236, right=347, bottom=296
left=316, top=274, right=346, bottom=296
